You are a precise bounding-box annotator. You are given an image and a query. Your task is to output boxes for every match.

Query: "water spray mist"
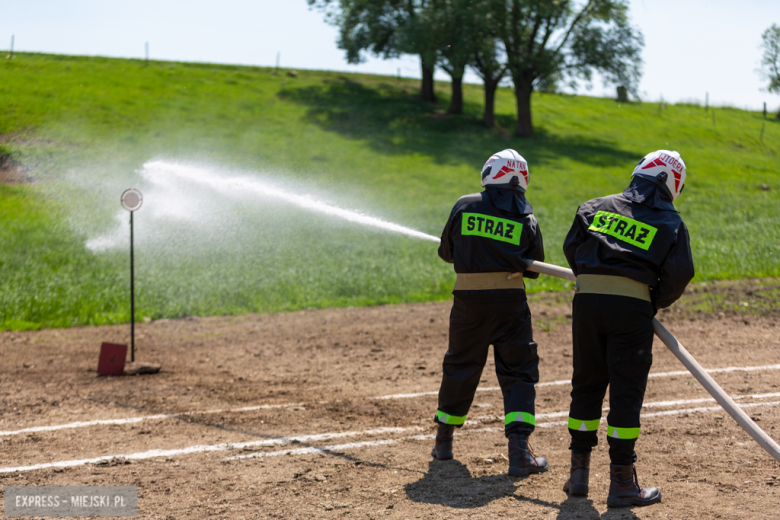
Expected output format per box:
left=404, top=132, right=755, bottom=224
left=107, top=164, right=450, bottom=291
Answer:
left=142, top=161, right=441, bottom=243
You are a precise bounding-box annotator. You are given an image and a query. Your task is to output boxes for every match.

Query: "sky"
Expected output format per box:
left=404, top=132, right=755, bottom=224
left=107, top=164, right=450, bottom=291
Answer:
left=2, top=0, right=779, bottom=110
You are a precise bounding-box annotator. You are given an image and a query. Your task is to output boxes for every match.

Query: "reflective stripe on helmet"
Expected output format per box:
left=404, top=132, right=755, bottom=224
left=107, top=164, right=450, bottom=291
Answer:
left=568, top=417, right=601, bottom=432
left=504, top=411, right=535, bottom=426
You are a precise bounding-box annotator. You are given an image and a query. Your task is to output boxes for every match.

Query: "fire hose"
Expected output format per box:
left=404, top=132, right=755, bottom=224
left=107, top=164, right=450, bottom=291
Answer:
left=520, top=260, right=780, bottom=463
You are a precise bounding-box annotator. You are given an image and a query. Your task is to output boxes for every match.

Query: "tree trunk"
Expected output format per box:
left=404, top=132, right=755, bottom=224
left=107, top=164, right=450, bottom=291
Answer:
left=483, top=77, right=499, bottom=127
left=420, top=59, right=437, bottom=104
left=514, top=80, right=534, bottom=137
left=448, top=75, right=464, bottom=114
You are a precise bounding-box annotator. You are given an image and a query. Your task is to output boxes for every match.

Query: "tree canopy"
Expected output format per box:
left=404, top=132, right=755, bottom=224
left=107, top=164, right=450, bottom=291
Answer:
left=308, top=0, right=442, bottom=103
left=308, top=0, right=644, bottom=136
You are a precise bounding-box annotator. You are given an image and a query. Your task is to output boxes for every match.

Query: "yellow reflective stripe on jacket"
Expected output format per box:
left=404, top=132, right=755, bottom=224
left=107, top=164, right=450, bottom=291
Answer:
left=462, top=213, right=522, bottom=246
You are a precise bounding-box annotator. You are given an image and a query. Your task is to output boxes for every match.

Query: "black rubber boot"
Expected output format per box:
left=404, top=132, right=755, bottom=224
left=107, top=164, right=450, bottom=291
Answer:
left=430, top=424, right=455, bottom=460
left=563, top=452, right=590, bottom=496
left=607, top=464, right=661, bottom=508
left=507, top=434, right=549, bottom=477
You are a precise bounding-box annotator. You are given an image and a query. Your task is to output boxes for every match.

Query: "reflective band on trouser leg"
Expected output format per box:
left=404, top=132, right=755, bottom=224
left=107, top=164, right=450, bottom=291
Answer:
left=437, top=410, right=467, bottom=426
left=505, top=411, right=536, bottom=426
left=607, top=424, right=641, bottom=439
left=568, top=417, right=601, bottom=432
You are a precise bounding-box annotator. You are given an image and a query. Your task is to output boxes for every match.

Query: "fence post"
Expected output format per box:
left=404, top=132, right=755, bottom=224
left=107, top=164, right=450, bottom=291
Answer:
left=616, top=85, right=628, bottom=103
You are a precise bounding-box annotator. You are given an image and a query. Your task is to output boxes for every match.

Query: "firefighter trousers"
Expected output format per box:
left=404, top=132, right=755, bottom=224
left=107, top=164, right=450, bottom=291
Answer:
left=567, top=293, right=655, bottom=465
left=435, top=290, right=539, bottom=437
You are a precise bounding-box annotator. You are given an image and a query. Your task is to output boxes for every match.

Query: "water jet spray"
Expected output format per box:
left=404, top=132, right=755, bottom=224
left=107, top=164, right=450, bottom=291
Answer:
left=142, top=161, right=441, bottom=243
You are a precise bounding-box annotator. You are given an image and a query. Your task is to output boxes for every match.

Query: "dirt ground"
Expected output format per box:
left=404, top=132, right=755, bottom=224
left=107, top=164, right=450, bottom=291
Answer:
left=0, top=151, right=33, bottom=184
left=2, top=280, right=780, bottom=519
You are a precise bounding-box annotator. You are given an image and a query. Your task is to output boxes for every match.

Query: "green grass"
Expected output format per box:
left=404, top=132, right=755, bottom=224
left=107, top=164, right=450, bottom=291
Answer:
left=1, top=52, right=779, bottom=330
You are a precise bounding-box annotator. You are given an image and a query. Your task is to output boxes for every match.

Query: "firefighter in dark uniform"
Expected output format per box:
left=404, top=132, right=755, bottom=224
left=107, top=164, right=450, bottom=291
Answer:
left=432, top=149, right=548, bottom=477
left=562, top=150, right=695, bottom=507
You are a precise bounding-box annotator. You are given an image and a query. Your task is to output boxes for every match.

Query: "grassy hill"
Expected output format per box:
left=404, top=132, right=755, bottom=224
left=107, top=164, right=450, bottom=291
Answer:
left=1, top=52, right=779, bottom=330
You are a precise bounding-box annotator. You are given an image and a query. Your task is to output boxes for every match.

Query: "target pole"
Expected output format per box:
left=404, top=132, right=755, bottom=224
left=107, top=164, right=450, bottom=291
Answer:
left=130, top=210, right=135, bottom=362
left=121, top=188, right=143, bottom=364
left=522, top=259, right=780, bottom=463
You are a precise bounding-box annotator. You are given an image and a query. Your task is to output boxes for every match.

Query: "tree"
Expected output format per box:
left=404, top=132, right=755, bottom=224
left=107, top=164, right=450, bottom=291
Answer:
left=436, top=0, right=509, bottom=122
left=309, top=0, right=515, bottom=118
left=467, top=1, right=508, bottom=127
left=395, top=1, right=441, bottom=103
left=434, top=0, right=477, bottom=114
left=758, top=23, right=780, bottom=117
left=472, top=36, right=507, bottom=127
left=308, top=0, right=441, bottom=103
left=493, top=0, right=644, bottom=137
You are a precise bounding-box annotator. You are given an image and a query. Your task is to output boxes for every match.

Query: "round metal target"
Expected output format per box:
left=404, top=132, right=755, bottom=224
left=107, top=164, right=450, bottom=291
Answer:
left=121, top=188, right=143, bottom=212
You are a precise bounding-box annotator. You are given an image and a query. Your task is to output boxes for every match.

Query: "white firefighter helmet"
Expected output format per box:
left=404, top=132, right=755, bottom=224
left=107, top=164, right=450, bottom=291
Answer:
left=480, top=149, right=529, bottom=191
left=632, top=150, right=687, bottom=201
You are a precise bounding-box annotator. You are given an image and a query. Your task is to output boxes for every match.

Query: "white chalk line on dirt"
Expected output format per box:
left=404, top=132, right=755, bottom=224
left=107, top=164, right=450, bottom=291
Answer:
left=0, top=402, right=304, bottom=437
left=536, top=401, right=780, bottom=428
left=4, top=364, right=779, bottom=438
left=471, top=391, right=780, bottom=423
left=497, top=392, right=780, bottom=419
left=3, top=398, right=780, bottom=474
left=230, top=401, right=780, bottom=461
left=226, top=430, right=512, bottom=462
left=226, top=432, right=461, bottom=462
left=0, top=415, right=173, bottom=436
left=0, top=427, right=418, bottom=474
left=376, top=364, right=780, bottom=400
left=184, top=403, right=305, bottom=415
left=227, top=439, right=399, bottom=461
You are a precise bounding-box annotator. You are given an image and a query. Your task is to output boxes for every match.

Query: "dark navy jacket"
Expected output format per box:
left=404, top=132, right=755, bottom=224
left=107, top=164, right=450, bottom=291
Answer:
left=439, top=187, right=544, bottom=278
left=563, top=177, right=695, bottom=309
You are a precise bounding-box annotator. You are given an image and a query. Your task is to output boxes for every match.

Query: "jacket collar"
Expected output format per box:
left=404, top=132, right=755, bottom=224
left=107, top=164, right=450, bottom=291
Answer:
left=485, top=186, right=533, bottom=215
left=622, top=177, right=677, bottom=212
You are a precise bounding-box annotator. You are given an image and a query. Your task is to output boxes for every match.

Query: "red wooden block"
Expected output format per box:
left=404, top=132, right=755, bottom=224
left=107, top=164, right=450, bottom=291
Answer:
left=98, top=343, right=127, bottom=376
